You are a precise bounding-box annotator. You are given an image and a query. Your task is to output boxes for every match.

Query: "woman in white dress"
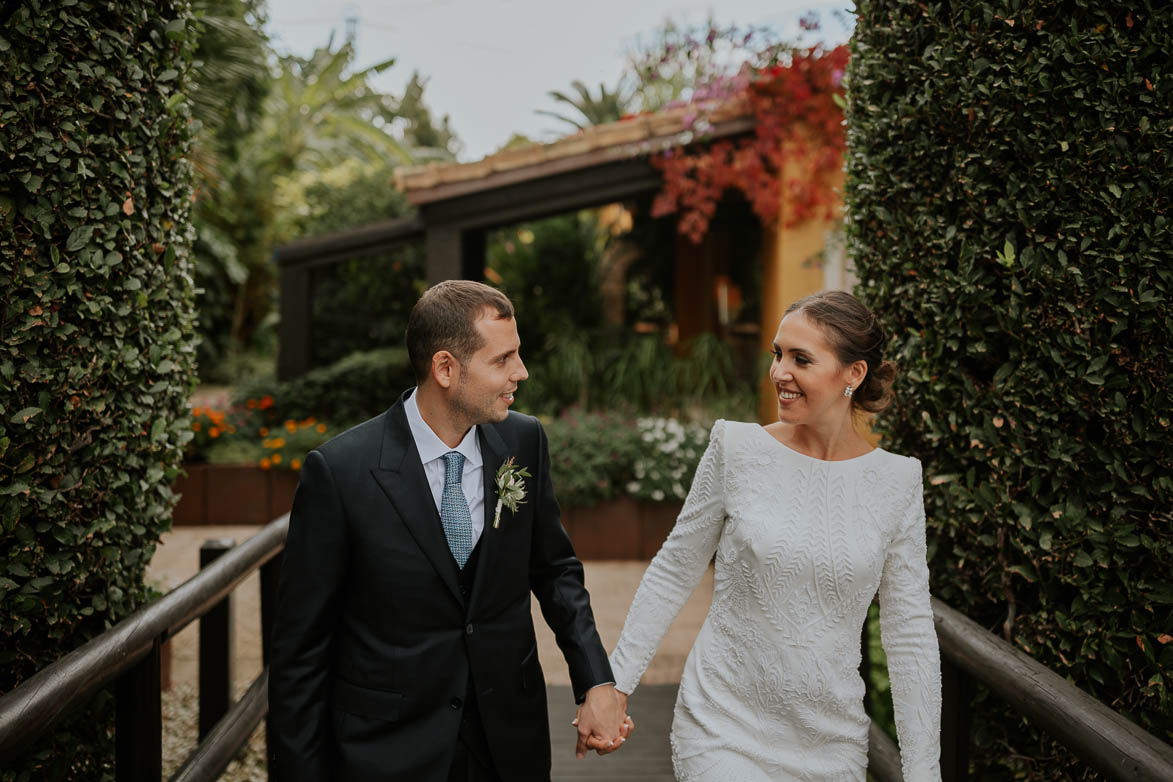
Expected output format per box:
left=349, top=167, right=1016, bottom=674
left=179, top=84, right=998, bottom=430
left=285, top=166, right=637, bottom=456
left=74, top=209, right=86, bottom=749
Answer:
left=608, top=291, right=941, bottom=781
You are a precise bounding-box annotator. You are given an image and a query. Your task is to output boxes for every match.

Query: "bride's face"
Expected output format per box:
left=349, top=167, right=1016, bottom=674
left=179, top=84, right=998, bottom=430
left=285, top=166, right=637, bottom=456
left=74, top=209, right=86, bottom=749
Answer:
left=768, top=312, right=860, bottom=426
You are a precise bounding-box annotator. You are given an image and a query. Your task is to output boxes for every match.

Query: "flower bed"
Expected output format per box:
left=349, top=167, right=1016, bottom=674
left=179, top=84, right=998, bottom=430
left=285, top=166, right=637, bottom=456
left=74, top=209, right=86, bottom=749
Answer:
left=178, top=403, right=707, bottom=555
left=172, top=462, right=683, bottom=558
left=172, top=464, right=300, bottom=526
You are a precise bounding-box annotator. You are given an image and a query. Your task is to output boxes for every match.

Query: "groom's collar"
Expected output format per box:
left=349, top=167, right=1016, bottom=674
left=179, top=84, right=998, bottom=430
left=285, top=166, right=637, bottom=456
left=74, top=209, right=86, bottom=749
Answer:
left=403, top=387, right=482, bottom=469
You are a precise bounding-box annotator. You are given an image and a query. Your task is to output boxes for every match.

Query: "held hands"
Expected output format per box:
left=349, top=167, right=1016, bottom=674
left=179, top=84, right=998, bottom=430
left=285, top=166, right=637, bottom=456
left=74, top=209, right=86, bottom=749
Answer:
left=573, top=685, right=633, bottom=759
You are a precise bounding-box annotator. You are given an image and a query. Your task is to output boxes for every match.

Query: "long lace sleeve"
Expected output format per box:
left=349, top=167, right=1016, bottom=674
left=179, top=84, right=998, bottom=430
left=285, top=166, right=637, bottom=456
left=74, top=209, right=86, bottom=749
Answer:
left=878, top=459, right=943, bottom=781
left=608, top=420, right=727, bottom=696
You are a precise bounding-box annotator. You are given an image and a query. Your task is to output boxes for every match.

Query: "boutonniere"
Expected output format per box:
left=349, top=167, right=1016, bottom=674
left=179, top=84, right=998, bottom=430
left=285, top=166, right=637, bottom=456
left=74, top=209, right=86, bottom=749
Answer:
left=493, top=457, right=531, bottom=529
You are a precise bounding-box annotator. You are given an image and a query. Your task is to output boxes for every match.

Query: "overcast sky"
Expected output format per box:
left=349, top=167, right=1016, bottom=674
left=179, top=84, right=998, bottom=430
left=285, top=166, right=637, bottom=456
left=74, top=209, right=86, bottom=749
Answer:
left=263, top=0, right=855, bottom=161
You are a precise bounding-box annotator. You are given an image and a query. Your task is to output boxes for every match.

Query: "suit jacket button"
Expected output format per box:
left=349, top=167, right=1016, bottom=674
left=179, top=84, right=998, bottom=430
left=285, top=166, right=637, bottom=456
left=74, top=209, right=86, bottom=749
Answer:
left=450, top=696, right=463, bottom=709
left=460, top=585, right=469, bottom=597
left=466, top=623, right=474, bottom=635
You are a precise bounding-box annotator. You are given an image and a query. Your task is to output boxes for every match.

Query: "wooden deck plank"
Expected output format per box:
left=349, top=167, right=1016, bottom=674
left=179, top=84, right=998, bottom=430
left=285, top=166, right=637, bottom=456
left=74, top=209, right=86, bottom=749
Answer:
left=548, top=684, right=678, bottom=781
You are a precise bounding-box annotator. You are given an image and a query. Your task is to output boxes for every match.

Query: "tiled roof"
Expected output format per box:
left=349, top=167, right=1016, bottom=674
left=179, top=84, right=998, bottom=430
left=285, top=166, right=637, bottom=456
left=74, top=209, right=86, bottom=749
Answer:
left=394, top=100, right=754, bottom=206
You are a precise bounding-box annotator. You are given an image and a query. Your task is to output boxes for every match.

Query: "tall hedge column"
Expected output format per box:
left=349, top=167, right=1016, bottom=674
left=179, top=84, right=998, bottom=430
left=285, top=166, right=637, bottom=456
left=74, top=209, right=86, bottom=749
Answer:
left=846, top=1, right=1172, bottom=777
left=0, top=1, right=199, bottom=776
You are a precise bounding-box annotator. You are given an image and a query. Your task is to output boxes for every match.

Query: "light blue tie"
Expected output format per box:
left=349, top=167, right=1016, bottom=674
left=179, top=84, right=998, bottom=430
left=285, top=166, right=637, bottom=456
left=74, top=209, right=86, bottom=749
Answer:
left=440, top=451, right=474, bottom=569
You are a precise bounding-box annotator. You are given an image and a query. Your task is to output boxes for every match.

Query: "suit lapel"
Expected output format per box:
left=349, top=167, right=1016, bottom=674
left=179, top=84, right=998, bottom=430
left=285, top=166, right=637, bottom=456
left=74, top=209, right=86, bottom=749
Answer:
left=371, top=396, right=463, bottom=605
left=469, top=422, right=508, bottom=611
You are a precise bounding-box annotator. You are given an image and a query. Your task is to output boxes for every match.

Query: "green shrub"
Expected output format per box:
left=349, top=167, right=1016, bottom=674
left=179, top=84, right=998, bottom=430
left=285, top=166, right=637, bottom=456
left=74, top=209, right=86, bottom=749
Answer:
left=846, top=1, right=1172, bottom=776
left=0, top=1, right=199, bottom=777
left=543, top=409, right=638, bottom=507
left=308, top=246, right=425, bottom=369
left=543, top=409, right=712, bottom=508
left=624, top=416, right=712, bottom=503
left=235, top=346, right=415, bottom=430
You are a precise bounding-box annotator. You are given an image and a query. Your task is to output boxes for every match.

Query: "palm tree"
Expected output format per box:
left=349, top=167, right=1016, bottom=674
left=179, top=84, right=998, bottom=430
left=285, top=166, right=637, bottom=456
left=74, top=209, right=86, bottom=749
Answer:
left=196, top=37, right=421, bottom=359
left=536, top=80, right=632, bottom=132
left=255, top=40, right=413, bottom=173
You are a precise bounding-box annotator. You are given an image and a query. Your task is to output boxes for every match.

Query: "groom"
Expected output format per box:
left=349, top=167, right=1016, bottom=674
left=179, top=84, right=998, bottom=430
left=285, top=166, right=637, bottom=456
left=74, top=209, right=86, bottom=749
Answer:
left=268, top=280, right=628, bottom=781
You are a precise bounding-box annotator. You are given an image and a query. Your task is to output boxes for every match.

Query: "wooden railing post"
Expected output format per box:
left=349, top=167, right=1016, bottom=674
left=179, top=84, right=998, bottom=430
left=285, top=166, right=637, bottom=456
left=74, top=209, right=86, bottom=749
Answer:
left=940, top=654, right=972, bottom=781
left=199, top=538, right=236, bottom=740
left=115, top=635, right=162, bottom=782
left=260, top=549, right=284, bottom=781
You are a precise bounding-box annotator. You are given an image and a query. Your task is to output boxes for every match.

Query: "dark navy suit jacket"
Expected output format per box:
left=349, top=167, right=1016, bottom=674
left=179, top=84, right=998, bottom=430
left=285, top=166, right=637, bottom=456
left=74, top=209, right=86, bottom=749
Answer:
left=268, top=391, right=613, bottom=781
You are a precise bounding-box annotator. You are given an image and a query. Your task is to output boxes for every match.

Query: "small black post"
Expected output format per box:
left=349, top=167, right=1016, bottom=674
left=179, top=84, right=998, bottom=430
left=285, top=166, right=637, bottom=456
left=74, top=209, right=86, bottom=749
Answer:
left=115, top=636, right=162, bottom=782
left=940, top=656, right=971, bottom=782
left=260, top=549, right=284, bottom=781
left=199, top=538, right=236, bottom=740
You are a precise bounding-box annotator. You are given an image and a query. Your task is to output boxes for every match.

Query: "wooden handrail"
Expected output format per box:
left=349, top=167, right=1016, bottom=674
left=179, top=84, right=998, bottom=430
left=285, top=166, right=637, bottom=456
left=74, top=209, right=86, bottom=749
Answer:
left=4, top=513, right=1172, bottom=780
left=169, top=669, right=270, bottom=782
left=0, top=515, right=288, bottom=764
left=932, top=598, right=1173, bottom=782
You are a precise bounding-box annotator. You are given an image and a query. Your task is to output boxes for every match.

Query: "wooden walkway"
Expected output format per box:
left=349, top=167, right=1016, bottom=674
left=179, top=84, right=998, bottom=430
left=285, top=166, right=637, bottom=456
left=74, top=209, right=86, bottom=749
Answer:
left=548, top=684, right=678, bottom=781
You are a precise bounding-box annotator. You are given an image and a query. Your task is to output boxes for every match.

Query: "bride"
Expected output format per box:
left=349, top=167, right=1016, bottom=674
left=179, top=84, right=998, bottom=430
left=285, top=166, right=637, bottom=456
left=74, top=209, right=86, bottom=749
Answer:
left=608, top=291, right=942, bottom=781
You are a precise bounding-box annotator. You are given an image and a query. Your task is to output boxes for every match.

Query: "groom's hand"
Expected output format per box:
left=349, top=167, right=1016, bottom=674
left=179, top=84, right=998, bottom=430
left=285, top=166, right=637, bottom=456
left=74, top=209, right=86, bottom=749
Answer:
left=573, top=685, right=634, bottom=759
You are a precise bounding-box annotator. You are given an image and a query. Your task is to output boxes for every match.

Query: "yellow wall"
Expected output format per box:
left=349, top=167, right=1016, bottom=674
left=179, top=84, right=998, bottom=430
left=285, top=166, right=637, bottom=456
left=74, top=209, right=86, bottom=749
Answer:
left=757, top=144, right=848, bottom=426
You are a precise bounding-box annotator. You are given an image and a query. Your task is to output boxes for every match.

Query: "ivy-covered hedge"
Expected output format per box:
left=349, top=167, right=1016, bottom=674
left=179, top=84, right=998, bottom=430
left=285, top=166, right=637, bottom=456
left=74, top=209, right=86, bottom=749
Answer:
left=846, top=1, right=1172, bottom=777
left=0, top=1, right=198, bottom=777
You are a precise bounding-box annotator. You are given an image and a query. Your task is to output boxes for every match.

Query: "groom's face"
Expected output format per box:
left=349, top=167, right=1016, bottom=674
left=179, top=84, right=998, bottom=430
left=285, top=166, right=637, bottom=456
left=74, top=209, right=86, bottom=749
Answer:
left=450, top=313, right=528, bottom=425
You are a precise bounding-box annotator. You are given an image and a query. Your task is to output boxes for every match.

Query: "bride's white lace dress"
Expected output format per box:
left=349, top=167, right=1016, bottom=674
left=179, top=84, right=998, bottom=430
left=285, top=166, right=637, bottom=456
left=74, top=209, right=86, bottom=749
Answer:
left=609, top=420, right=941, bottom=781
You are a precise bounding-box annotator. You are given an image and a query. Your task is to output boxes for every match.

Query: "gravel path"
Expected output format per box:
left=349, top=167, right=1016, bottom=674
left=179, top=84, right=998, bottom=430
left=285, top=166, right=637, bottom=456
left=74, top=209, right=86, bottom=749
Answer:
left=147, top=524, right=711, bottom=780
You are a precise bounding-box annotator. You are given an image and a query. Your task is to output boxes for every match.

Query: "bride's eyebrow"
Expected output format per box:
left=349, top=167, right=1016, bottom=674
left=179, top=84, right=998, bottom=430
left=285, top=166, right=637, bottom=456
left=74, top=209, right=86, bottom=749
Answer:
left=774, top=342, right=814, bottom=358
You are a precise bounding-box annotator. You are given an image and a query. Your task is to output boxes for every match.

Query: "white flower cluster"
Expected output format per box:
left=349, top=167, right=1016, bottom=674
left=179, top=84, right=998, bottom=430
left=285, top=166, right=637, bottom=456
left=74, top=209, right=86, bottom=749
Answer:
left=625, top=417, right=711, bottom=502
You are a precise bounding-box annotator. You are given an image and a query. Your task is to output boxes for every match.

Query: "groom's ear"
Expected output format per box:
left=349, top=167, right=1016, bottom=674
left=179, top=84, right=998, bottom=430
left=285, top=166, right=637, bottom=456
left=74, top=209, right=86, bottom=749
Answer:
left=431, top=350, right=458, bottom=389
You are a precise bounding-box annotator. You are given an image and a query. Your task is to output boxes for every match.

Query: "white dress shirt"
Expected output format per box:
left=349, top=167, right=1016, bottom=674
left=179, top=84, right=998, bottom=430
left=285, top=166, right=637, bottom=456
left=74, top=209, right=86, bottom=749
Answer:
left=404, top=388, right=485, bottom=546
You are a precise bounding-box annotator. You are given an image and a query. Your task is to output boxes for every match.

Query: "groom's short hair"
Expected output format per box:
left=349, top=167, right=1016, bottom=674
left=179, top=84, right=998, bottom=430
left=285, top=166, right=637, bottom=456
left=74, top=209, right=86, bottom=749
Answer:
left=406, top=280, right=515, bottom=382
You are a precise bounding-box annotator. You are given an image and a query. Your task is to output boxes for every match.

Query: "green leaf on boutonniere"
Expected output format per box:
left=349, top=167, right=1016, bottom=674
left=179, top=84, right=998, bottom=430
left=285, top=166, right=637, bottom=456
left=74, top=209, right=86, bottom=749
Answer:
left=493, top=457, right=532, bottom=528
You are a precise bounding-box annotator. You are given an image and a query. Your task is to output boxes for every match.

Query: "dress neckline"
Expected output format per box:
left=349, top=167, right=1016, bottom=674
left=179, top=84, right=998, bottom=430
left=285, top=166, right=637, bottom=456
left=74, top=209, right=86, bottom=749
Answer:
left=754, top=424, right=881, bottom=464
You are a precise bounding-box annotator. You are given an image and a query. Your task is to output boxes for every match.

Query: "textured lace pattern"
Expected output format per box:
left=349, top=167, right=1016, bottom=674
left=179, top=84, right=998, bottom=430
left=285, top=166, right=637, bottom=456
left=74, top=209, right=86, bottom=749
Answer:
left=609, top=421, right=942, bottom=781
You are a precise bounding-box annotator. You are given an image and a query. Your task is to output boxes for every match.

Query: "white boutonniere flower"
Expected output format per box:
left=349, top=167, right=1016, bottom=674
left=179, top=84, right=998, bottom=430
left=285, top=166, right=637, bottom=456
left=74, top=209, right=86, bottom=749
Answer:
left=493, top=457, right=531, bottom=529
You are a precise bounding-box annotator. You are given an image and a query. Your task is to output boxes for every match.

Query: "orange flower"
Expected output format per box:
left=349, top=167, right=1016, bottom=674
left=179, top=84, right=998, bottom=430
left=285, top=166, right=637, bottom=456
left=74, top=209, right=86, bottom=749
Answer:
left=260, top=395, right=274, bottom=410
left=209, top=427, right=221, bottom=439
left=284, top=420, right=297, bottom=434
left=246, top=398, right=257, bottom=410
left=304, top=416, right=316, bottom=426
left=192, top=422, right=201, bottom=432
left=316, top=423, right=327, bottom=434
left=290, top=458, right=302, bottom=470
left=264, top=437, right=286, bottom=449
left=272, top=453, right=282, bottom=464
left=192, top=406, right=204, bottom=417
left=259, top=427, right=269, bottom=437
left=260, top=457, right=272, bottom=470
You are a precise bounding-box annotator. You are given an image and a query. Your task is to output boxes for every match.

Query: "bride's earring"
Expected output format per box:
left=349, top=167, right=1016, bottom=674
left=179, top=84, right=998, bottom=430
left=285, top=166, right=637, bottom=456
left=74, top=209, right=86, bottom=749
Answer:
left=843, top=385, right=855, bottom=398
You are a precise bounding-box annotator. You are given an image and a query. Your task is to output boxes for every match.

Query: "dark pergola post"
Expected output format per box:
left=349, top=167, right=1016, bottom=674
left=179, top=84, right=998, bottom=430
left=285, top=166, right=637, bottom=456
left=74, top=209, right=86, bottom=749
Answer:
left=277, top=258, right=312, bottom=381
left=425, top=225, right=486, bottom=286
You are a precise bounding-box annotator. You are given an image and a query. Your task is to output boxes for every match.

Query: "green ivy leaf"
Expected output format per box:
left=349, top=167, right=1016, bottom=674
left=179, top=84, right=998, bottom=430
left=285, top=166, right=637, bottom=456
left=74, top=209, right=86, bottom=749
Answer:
left=11, top=407, right=42, bottom=424
left=65, top=225, right=94, bottom=252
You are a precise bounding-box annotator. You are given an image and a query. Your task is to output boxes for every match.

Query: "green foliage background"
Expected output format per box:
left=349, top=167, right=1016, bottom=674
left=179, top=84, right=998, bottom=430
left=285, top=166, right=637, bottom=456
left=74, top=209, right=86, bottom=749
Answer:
left=0, top=1, right=199, bottom=777
left=235, top=346, right=416, bottom=430
left=846, top=1, right=1172, bottom=776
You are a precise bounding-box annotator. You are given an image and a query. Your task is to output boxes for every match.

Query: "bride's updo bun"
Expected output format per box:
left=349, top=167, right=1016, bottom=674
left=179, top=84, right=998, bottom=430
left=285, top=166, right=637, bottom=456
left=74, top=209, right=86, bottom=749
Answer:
left=784, top=291, right=897, bottom=414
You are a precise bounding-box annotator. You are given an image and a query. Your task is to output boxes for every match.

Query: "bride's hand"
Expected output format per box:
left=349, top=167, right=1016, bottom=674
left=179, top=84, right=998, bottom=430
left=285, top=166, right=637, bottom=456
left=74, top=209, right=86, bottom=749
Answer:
left=574, top=689, right=638, bottom=759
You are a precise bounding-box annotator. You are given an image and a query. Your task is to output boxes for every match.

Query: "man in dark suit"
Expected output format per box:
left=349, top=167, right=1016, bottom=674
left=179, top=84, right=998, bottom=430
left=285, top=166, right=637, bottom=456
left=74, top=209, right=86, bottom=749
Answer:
left=269, top=281, right=630, bottom=781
